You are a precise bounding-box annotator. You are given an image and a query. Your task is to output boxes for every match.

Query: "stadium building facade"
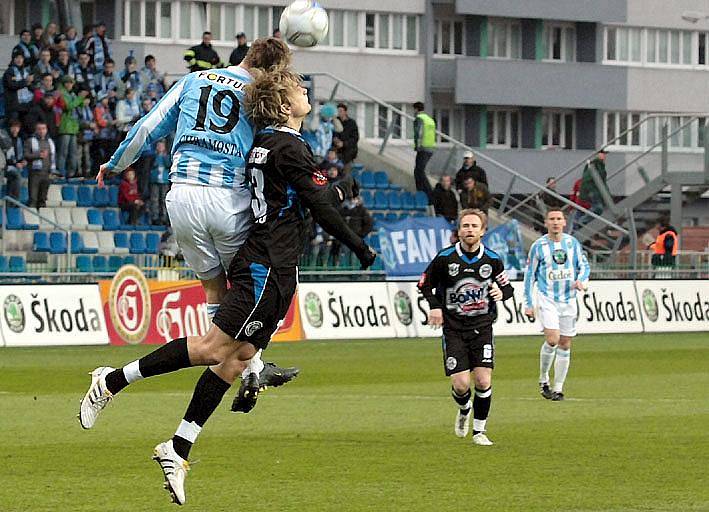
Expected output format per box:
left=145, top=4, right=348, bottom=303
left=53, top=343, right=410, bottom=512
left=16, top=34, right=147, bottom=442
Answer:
left=3, top=0, right=708, bottom=204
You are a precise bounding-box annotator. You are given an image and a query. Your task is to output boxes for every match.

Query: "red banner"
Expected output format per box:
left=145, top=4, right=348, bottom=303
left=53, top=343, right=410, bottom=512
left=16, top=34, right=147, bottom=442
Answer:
left=99, top=265, right=303, bottom=345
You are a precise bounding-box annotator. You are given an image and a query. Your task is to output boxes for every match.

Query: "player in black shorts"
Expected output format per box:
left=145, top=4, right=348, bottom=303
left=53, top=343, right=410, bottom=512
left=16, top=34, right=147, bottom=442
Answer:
left=77, top=67, right=376, bottom=504
left=418, top=208, right=513, bottom=446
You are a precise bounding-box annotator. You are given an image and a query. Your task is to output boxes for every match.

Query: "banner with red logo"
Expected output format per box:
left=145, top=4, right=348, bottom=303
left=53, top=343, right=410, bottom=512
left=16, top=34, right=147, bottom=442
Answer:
left=98, top=266, right=303, bottom=345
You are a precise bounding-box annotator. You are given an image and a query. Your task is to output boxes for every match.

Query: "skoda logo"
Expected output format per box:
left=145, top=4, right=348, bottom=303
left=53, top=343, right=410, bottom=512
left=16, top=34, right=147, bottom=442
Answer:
left=642, top=289, right=659, bottom=322
left=304, top=292, right=323, bottom=328
left=552, top=249, right=568, bottom=265
left=393, top=291, right=413, bottom=326
left=3, top=294, right=25, bottom=333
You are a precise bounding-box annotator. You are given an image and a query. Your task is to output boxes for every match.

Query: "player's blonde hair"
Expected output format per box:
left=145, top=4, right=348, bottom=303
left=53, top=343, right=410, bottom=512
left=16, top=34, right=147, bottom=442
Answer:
left=458, top=208, right=488, bottom=230
left=245, top=67, right=302, bottom=130
left=242, top=37, right=292, bottom=71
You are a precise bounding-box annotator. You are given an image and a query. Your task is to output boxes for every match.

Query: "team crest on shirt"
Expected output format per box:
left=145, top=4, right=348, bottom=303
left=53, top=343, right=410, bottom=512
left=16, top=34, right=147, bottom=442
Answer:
left=552, top=249, right=568, bottom=264
left=479, top=263, right=492, bottom=279
left=311, top=170, right=328, bottom=186
left=448, top=263, right=460, bottom=276
left=445, top=357, right=457, bottom=371
left=244, top=321, right=263, bottom=337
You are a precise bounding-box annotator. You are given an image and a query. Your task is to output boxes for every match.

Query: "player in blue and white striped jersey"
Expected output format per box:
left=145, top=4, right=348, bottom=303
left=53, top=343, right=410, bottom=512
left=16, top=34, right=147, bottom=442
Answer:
left=523, top=209, right=590, bottom=401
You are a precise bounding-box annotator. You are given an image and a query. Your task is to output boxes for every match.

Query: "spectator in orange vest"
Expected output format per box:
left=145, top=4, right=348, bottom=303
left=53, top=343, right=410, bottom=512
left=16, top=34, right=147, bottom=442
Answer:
left=649, top=220, right=678, bottom=267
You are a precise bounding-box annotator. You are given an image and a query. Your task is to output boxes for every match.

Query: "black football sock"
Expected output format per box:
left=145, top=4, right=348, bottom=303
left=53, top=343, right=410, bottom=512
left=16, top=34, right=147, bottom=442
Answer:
left=172, top=368, right=231, bottom=460
left=105, top=337, right=190, bottom=395
left=451, top=387, right=472, bottom=415
left=473, top=386, right=492, bottom=434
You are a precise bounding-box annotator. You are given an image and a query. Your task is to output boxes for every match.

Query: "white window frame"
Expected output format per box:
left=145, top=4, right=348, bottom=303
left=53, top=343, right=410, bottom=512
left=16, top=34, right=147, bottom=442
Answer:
left=357, top=101, right=413, bottom=143
left=486, top=108, right=521, bottom=149
left=433, top=17, right=465, bottom=57
left=603, top=112, right=705, bottom=153
left=604, top=25, right=703, bottom=69
left=363, top=11, right=419, bottom=54
left=318, top=9, right=359, bottom=49
left=542, top=21, right=576, bottom=62
left=487, top=18, right=521, bottom=59
left=541, top=109, right=575, bottom=149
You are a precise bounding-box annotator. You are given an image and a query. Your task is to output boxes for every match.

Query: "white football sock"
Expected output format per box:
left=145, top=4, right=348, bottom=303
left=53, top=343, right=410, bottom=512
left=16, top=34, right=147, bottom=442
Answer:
left=553, top=348, right=571, bottom=393
left=472, top=419, right=487, bottom=433
left=206, top=303, right=220, bottom=322
left=539, top=341, right=557, bottom=383
left=241, top=350, right=264, bottom=378
left=175, top=419, right=202, bottom=443
left=123, top=360, right=143, bottom=384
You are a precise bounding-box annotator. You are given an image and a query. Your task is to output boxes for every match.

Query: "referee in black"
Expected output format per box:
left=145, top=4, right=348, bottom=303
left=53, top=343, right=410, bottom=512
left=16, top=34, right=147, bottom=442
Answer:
left=418, top=208, right=514, bottom=445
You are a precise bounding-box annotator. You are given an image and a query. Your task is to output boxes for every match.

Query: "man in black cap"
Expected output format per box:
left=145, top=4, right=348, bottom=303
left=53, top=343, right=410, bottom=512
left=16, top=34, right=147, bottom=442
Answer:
left=229, top=32, right=250, bottom=66
left=3, top=50, right=34, bottom=121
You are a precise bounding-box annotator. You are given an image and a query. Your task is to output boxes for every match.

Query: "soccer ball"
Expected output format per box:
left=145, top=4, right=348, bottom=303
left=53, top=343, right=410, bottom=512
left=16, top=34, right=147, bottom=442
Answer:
left=279, top=0, right=329, bottom=48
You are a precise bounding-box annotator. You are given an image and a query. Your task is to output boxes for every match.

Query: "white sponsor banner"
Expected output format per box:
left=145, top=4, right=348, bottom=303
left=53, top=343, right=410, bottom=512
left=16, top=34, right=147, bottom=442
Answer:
left=0, top=284, right=109, bottom=347
left=299, top=282, right=397, bottom=339
left=635, top=280, right=709, bottom=332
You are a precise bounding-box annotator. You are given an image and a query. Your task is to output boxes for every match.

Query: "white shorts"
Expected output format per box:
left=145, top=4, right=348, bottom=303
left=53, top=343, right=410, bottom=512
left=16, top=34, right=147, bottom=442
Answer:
left=537, top=293, right=577, bottom=337
left=166, top=183, right=252, bottom=280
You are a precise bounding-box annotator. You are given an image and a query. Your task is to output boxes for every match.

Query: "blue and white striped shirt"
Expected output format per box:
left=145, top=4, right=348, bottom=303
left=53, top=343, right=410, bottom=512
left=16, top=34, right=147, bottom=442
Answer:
left=107, top=66, right=255, bottom=191
left=523, top=233, right=590, bottom=307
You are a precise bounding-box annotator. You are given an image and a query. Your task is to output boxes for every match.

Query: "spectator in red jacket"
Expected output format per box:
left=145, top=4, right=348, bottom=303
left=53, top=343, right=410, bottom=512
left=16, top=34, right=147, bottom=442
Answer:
left=118, top=168, right=144, bottom=225
left=569, top=177, right=592, bottom=231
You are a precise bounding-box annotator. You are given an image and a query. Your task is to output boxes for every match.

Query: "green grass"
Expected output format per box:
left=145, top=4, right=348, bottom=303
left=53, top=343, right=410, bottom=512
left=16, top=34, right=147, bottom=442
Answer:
left=1, top=333, right=708, bottom=512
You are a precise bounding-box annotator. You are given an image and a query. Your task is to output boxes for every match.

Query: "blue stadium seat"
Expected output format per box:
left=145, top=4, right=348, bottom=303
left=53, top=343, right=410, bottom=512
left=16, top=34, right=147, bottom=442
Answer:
left=83, top=179, right=98, bottom=185
left=76, top=255, right=93, bottom=273
left=401, top=191, right=415, bottom=210
left=49, top=232, right=67, bottom=254
left=119, top=210, right=135, bottom=230
left=387, top=191, right=402, bottom=210
left=33, top=232, right=51, bottom=252
left=77, top=186, right=93, bottom=207
left=385, top=212, right=399, bottom=223
left=374, top=171, right=389, bottom=189
left=360, top=171, right=376, bottom=189
left=102, top=210, right=120, bottom=230
left=9, top=256, right=26, bottom=272
left=93, top=187, right=110, bottom=207
left=414, top=191, right=429, bottom=210
left=108, top=255, right=124, bottom=272
left=360, top=190, right=374, bottom=209
left=20, top=186, right=29, bottom=204
left=6, top=208, right=24, bottom=230
left=373, top=212, right=385, bottom=224
left=61, top=186, right=77, bottom=203
left=149, top=224, right=168, bottom=232
left=71, top=232, right=84, bottom=253
left=0, top=255, right=7, bottom=273
left=114, top=232, right=130, bottom=251
left=145, top=233, right=161, bottom=254
left=374, top=190, right=388, bottom=210
left=123, top=255, right=136, bottom=265
left=87, top=209, right=103, bottom=229
left=108, top=186, right=119, bottom=207
left=92, top=255, right=108, bottom=272
left=129, top=233, right=146, bottom=254
left=351, top=169, right=362, bottom=182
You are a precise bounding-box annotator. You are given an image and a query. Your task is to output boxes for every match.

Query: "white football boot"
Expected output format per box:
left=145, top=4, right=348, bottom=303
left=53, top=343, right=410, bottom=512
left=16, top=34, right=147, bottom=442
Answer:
left=79, top=366, right=115, bottom=429
left=472, top=432, right=494, bottom=446
left=153, top=440, right=190, bottom=506
left=454, top=408, right=471, bottom=438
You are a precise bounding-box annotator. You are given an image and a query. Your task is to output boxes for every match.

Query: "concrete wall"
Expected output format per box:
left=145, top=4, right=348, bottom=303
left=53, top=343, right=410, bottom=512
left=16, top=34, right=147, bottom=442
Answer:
left=455, top=0, right=627, bottom=23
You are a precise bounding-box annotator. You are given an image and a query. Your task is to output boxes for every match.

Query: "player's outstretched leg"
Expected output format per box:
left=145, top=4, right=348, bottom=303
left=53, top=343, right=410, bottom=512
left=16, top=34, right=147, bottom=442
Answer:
left=471, top=386, right=493, bottom=446
left=79, top=366, right=116, bottom=429
left=231, top=361, right=300, bottom=413
left=153, top=440, right=190, bottom=506
left=451, top=387, right=472, bottom=438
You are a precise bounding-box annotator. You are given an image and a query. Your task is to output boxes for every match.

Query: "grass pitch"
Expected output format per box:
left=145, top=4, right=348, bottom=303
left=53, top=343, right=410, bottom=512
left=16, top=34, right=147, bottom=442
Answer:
left=0, top=333, right=707, bottom=512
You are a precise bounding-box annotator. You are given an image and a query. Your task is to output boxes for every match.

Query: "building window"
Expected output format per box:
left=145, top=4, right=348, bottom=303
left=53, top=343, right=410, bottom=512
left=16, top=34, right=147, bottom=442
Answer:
left=360, top=102, right=411, bottom=141
left=432, top=108, right=464, bottom=143
left=486, top=108, right=520, bottom=148
left=319, top=10, right=359, bottom=48
left=488, top=18, right=521, bottom=59
left=365, top=12, right=418, bottom=51
left=605, top=112, right=704, bottom=151
left=606, top=25, right=699, bottom=67
left=541, top=110, right=575, bottom=149
left=434, top=18, right=464, bottom=55
left=543, top=22, right=576, bottom=62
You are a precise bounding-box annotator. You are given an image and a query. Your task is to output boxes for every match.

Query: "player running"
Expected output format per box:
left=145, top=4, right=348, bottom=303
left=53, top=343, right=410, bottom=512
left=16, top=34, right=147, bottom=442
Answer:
left=523, top=209, right=590, bottom=401
left=418, top=209, right=514, bottom=446
left=92, top=38, right=298, bottom=410
left=80, top=67, right=376, bottom=505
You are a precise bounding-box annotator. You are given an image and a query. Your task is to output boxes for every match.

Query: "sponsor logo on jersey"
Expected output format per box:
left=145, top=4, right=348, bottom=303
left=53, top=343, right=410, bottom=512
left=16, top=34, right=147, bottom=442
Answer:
left=304, top=292, right=323, bottom=327
left=3, top=294, right=25, bottom=333
left=642, top=289, right=659, bottom=322
left=479, top=263, right=492, bottom=279
left=393, top=290, right=413, bottom=326
left=548, top=269, right=574, bottom=281
left=249, top=147, right=270, bottom=164
left=448, top=263, right=460, bottom=276
left=552, top=249, right=568, bottom=265
left=447, top=278, right=488, bottom=314
left=108, top=265, right=151, bottom=344
left=244, top=320, right=263, bottom=337
left=445, top=356, right=457, bottom=371
left=311, top=170, right=328, bottom=186
left=196, top=71, right=247, bottom=90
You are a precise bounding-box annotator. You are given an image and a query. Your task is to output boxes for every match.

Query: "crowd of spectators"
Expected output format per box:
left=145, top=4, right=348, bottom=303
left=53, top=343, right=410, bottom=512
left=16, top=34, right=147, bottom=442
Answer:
left=1, top=21, right=171, bottom=225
